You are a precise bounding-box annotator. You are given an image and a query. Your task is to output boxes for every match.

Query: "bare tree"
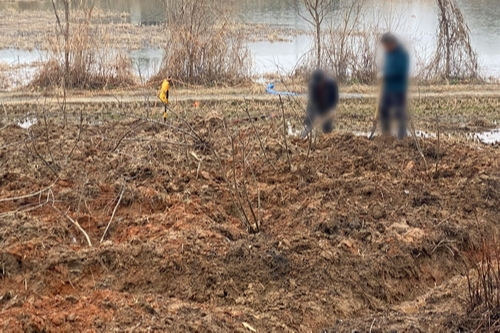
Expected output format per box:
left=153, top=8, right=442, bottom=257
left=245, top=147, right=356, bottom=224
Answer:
left=425, top=0, right=479, bottom=81
left=297, top=0, right=337, bottom=68
left=324, top=0, right=363, bottom=81
left=50, top=0, right=71, bottom=126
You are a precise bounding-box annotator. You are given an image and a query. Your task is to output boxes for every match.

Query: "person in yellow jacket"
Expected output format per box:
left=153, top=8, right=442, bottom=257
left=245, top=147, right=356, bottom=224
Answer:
left=158, top=79, right=170, bottom=122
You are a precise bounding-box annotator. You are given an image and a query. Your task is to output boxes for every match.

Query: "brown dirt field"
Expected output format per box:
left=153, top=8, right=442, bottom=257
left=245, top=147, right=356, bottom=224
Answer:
left=0, top=99, right=499, bottom=332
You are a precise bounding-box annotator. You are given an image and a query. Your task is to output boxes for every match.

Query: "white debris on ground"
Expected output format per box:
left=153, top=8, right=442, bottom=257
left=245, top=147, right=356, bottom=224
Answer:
left=353, top=131, right=371, bottom=138
left=413, top=130, right=437, bottom=139
left=17, top=117, right=38, bottom=129
left=287, top=121, right=302, bottom=137
left=474, top=128, right=500, bottom=145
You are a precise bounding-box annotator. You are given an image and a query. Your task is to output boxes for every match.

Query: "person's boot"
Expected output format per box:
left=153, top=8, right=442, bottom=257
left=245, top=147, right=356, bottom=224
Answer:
left=398, top=118, right=407, bottom=139
left=322, top=120, right=334, bottom=134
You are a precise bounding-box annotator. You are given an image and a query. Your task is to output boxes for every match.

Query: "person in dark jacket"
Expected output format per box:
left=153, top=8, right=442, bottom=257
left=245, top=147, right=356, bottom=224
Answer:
left=379, top=33, right=410, bottom=139
left=302, top=70, right=339, bottom=138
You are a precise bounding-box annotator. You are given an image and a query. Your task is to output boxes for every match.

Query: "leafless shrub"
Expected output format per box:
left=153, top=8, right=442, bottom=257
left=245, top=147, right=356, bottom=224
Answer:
left=295, top=0, right=380, bottom=84
left=423, top=0, right=480, bottom=82
left=222, top=119, right=261, bottom=234
left=463, top=235, right=500, bottom=331
left=323, top=0, right=379, bottom=84
left=31, top=0, right=135, bottom=90
left=153, top=0, right=251, bottom=86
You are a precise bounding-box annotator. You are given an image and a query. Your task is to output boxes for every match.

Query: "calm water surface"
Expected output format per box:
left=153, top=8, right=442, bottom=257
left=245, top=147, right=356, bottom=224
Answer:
left=0, top=0, right=499, bottom=77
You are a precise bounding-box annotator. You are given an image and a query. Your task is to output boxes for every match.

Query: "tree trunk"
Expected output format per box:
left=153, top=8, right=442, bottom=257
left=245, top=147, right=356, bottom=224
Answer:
left=64, top=0, right=70, bottom=80
left=316, top=21, right=321, bottom=68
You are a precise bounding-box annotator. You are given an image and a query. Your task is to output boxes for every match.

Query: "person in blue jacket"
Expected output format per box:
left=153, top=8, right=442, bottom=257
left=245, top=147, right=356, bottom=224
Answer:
left=379, top=33, right=410, bottom=139
left=302, top=70, right=339, bottom=138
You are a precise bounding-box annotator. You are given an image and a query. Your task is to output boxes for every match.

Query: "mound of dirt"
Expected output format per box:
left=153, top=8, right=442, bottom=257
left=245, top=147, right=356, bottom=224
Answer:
left=0, top=107, right=498, bottom=332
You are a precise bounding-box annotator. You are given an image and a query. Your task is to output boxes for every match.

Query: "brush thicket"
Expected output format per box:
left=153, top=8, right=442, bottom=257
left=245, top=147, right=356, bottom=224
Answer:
left=31, top=1, right=135, bottom=90
left=152, top=0, right=251, bottom=87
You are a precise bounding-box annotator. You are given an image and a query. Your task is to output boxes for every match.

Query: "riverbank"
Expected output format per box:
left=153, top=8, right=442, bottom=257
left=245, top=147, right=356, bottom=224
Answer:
left=2, top=84, right=499, bottom=145
left=0, top=8, right=300, bottom=52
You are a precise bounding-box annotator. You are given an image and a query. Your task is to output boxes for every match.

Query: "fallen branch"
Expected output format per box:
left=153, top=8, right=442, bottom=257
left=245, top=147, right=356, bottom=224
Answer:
left=52, top=205, right=92, bottom=247
left=0, top=182, right=57, bottom=203
left=0, top=202, right=49, bottom=218
left=0, top=187, right=55, bottom=218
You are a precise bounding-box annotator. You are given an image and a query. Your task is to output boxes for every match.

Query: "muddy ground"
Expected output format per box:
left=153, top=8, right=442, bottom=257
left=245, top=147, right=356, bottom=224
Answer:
left=0, top=96, right=499, bottom=332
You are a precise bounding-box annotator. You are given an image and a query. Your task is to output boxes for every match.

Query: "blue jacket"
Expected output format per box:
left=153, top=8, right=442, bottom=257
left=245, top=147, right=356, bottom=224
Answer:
left=383, top=46, right=409, bottom=93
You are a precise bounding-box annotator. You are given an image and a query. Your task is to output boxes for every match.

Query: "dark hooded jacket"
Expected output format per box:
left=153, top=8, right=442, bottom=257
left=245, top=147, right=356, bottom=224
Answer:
left=308, top=72, right=339, bottom=115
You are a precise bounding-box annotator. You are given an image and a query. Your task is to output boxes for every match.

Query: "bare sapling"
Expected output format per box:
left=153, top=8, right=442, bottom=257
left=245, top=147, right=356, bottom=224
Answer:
left=278, top=96, right=293, bottom=171
left=297, top=0, right=336, bottom=69
left=324, top=0, right=364, bottom=82
left=299, top=0, right=379, bottom=84
left=222, top=118, right=260, bottom=233
left=241, top=101, right=276, bottom=171
left=433, top=100, right=444, bottom=178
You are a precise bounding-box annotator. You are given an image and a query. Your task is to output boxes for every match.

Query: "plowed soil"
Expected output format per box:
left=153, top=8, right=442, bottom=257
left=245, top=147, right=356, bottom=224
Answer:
left=0, top=98, right=499, bottom=332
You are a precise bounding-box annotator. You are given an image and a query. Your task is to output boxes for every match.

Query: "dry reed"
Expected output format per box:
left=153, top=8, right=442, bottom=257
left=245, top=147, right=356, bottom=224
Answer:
left=152, top=0, right=251, bottom=86
left=31, top=0, right=135, bottom=90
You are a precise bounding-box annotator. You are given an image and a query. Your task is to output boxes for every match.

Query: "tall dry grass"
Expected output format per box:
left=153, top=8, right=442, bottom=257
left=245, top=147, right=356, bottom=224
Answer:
left=152, top=0, right=251, bottom=86
left=31, top=1, right=135, bottom=90
left=463, top=235, right=500, bottom=331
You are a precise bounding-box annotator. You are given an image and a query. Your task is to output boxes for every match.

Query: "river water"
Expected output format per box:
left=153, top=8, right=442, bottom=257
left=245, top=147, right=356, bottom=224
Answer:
left=0, top=0, right=499, bottom=78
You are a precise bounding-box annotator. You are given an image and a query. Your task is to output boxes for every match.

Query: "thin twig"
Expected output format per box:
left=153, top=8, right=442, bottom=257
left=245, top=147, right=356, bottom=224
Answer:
left=100, top=187, right=125, bottom=243
left=110, top=121, right=144, bottom=153
left=27, top=130, right=60, bottom=178
left=222, top=118, right=254, bottom=232
left=241, top=101, right=276, bottom=171
left=369, top=319, right=376, bottom=333
left=434, top=110, right=441, bottom=176
left=66, top=108, right=84, bottom=161
left=278, top=96, right=292, bottom=171
left=409, top=118, right=429, bottom=173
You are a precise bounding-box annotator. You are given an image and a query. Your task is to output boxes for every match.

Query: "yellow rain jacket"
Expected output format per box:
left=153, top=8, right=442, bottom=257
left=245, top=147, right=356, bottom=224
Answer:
left=158, top=79, right=170, bottom=105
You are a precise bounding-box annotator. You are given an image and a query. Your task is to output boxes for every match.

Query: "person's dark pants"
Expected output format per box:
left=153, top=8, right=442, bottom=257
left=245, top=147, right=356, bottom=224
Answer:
left=379, top=91, right=407, bottom=139
left=305, top=103, right=334, bottom=134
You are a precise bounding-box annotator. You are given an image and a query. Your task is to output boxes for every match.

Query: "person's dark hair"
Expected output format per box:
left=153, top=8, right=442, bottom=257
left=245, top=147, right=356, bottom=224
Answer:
left=381, top=32, right=398, bottom=45
left=311, top=69, right=325, bottom=83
